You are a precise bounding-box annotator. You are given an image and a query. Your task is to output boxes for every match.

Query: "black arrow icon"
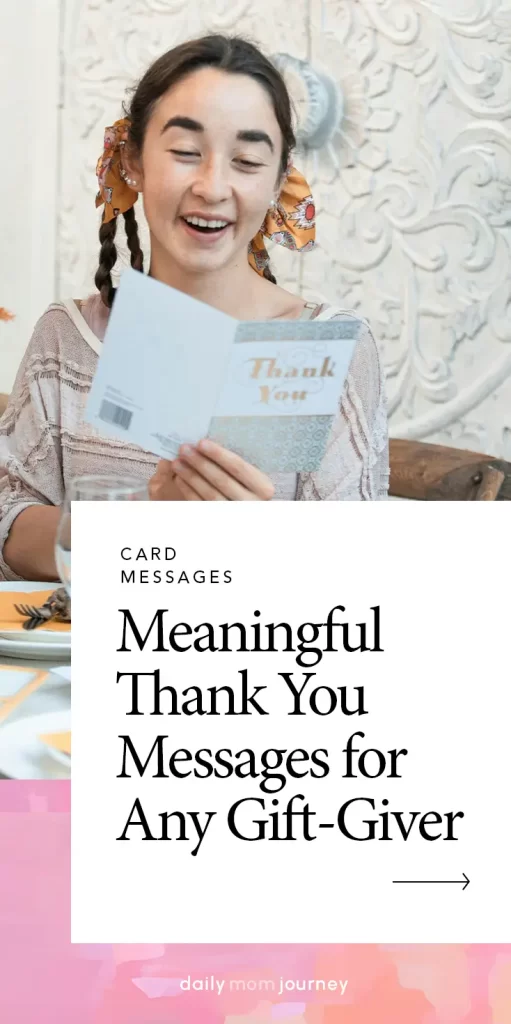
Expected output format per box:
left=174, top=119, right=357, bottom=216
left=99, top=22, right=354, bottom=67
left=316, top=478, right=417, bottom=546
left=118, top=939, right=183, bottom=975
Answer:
left=393, top=873, right=470, bottom=891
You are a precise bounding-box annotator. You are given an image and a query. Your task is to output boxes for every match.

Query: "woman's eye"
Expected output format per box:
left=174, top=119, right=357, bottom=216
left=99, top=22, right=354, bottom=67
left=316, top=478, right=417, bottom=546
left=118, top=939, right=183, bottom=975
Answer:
left=168, top=151, right=262, bottom=168
left=236, top=159, right=263, bottom=169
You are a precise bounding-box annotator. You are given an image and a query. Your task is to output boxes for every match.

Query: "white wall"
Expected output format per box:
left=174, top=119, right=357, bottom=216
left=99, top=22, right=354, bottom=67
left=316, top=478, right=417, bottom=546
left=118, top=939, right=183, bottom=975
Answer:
left=0, top=0, right=60, bottom=391
left=2, top=0, right=511, bottom=457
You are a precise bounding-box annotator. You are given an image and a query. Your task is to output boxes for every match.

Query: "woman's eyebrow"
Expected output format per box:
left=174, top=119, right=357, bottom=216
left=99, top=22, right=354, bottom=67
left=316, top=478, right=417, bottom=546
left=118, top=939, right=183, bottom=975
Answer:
left=161, top=117, right=274, bottom=153
left=161, top=115, right=204, bottom=134
left=237, top=129, right=274, bottom=152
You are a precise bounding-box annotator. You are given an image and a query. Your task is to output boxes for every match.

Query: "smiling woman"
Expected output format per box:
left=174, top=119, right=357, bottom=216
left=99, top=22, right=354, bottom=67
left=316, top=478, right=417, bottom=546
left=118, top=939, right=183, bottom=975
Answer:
left=0, top=34, right=389, bottom=584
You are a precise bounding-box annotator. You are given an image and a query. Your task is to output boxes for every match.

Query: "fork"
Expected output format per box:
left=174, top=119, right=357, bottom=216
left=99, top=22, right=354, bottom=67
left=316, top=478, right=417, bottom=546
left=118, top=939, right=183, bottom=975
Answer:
left=14, top=603, right=53, bottom=630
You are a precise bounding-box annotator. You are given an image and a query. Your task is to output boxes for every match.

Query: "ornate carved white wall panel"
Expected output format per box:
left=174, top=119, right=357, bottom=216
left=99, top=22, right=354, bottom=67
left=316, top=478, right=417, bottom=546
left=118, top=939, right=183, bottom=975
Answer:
left=58, top=0, right=511, bottom=455
left=0, top=0, right=60, bottom=392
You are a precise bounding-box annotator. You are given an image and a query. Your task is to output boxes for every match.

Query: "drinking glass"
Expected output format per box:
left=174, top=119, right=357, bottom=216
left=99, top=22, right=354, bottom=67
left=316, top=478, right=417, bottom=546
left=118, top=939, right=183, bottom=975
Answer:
left=55, top=475, right=148, bottom=596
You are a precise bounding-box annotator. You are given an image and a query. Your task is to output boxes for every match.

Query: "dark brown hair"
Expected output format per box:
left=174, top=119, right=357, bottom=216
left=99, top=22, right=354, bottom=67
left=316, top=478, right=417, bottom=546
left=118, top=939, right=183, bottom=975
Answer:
left=95, top=34, right=296, bottom=306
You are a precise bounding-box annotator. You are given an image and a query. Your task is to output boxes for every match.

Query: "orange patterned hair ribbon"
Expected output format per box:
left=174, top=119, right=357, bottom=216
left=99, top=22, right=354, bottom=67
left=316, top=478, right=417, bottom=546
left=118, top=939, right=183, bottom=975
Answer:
left=248, top=165, right=316, bottom=276
left=95, top=118, right=138, bottom=224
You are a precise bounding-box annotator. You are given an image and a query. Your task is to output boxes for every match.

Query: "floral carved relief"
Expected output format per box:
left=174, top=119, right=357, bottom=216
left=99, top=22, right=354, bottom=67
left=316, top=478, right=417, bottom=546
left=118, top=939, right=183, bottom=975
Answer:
left=304, top=0, right=511, bottom=453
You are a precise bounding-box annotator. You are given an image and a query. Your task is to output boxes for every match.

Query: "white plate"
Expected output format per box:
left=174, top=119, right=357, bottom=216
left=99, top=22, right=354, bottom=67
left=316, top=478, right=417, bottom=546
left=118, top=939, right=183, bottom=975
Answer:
left=48, top=665, right=71, bottom=686
left=40, top=743, right=71, bottom=770
left=0, top=628, right=71, bottom=645
left=0, top=665, right=70, bottom=698
left=0, top=581, right=71, bottom=659
left=0, top=709, right=71, bottom=779
left=0, top=636, right=70, bottom=659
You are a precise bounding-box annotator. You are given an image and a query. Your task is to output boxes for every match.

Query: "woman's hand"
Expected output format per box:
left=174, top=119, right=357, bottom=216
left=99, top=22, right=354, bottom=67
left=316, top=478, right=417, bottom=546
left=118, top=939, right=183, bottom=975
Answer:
left=149, top=439, right=274, bottom=501
left=148, top=459, right=187, bottom=501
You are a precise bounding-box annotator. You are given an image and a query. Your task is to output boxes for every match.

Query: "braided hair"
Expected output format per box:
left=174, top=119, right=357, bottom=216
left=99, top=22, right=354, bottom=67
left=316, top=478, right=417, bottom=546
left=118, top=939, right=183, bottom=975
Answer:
left=95, top=208, right=144, bottom=309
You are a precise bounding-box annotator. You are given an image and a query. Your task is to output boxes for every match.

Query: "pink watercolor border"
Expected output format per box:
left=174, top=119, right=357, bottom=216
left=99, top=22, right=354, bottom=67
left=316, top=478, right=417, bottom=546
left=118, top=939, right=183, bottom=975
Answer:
left=0, top=782, right=509, bottom=1023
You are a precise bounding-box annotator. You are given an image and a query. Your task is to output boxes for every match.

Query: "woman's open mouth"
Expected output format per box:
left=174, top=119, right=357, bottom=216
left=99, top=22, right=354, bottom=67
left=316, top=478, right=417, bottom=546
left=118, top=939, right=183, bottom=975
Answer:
left=180, top=215, right=233, bottom=242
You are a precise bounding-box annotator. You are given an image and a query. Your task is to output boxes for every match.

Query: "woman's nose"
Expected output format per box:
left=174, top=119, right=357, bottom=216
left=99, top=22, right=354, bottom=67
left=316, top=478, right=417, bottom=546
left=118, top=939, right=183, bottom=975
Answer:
left=191, top=160, right=232, bottom=204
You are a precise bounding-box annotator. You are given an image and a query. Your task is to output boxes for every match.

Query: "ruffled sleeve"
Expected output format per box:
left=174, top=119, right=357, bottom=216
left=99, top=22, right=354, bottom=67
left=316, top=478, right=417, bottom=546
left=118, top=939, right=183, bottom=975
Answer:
left=296, top=314, right=389, bottom=500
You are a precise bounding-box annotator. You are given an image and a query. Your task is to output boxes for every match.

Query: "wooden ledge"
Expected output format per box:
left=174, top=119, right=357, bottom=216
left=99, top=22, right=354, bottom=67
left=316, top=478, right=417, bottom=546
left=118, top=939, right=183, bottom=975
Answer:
left=389, top=439, right=511, bottom=501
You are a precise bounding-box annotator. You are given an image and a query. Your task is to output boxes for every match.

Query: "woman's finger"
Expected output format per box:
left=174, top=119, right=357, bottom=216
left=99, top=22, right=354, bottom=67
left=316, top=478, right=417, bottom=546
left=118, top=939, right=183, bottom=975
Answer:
left=148, top=460, right=176, bottom=500
left=172, top=458, right=230, bottom=500
left=185, top=441, right=274, bottom=500
left=173, top=475, right=204, bottom=501
left=176, top=447, right=252, bottom=500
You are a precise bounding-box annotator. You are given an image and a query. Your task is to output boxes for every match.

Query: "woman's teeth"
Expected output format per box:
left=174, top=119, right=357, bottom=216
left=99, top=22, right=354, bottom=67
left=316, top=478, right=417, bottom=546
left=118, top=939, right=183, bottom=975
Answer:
left=184, top=216, right=229, bottom=231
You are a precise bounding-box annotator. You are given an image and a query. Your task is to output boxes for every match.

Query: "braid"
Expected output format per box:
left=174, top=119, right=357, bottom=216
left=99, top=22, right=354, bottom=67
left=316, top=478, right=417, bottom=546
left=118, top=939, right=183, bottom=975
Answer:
left=95, top=219, right=118, bottom=308
left=95, top=209, right=145, bottom=308
left=123, top=207, right=144, bottom=272
left=263, top=265, right=277, bottom=285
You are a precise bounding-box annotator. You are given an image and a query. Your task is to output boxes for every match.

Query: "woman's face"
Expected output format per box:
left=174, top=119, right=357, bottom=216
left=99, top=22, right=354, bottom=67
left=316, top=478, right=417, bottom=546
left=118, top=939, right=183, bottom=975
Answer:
left=131, top=67, right=285, bottom=275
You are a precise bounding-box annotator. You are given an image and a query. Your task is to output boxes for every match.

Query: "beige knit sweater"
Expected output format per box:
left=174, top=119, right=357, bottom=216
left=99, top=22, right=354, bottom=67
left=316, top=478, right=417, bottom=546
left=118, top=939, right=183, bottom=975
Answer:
left=0, top=294, right=389, bottom=581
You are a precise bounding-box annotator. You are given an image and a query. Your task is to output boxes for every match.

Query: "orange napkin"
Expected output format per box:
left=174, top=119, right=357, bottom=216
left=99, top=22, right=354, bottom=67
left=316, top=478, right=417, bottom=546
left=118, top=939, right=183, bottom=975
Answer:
left=0, top=591, right=70, bottom=633
left=39, top=731, right=71, bottom=755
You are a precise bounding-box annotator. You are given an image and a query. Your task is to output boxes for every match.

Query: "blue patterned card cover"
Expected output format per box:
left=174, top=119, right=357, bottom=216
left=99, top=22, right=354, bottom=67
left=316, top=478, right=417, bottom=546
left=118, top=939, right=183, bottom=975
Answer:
left=86, top=269, right=360, bottom=473
left=210, top=319, right=358, bottom=472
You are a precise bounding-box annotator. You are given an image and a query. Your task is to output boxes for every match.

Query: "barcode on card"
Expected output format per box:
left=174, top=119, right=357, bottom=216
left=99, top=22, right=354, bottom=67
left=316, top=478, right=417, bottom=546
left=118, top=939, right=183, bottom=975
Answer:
left=99, top=399, right=133, bottom=430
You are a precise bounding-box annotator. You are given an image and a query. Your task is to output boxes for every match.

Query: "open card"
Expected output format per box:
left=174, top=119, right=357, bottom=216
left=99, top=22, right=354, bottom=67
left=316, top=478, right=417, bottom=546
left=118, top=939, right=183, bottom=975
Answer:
left=85, top=269, right=361, bottom=473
